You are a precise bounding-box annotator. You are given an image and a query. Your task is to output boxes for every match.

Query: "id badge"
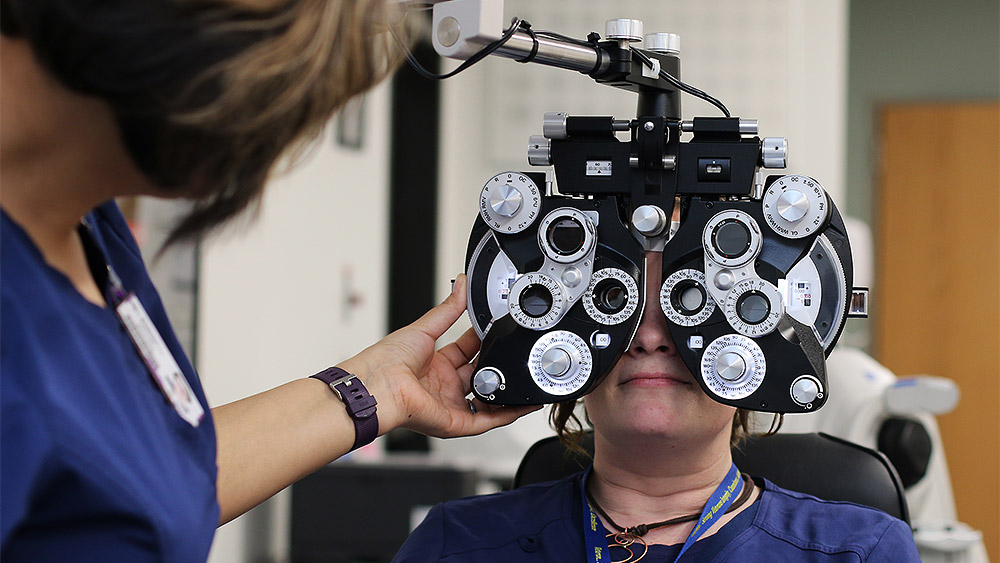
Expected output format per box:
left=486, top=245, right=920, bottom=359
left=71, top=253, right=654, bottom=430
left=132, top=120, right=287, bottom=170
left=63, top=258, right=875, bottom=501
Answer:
left=115, top=293, right=205, bottom=427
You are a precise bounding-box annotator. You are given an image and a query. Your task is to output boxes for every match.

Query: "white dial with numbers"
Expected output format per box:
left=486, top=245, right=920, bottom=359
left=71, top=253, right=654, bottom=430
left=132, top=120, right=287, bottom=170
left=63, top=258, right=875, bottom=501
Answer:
left=584, top=268, right=639, bottom=325
left=528, top=331, right=593, bottom=396
left=508, top=273, right=567, bottom=330
left=661, top=269, right=717, bottom=326
left=723, top=278, right=784, bottom=337
left=700, top=334, right=766, bottom=400
left=480, top=172, right=542, bottom=234
left=762, top=175, right=829, bottom=239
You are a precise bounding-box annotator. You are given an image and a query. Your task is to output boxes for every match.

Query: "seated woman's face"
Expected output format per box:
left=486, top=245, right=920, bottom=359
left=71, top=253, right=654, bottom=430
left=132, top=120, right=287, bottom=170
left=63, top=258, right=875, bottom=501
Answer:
left=585, top=251, right=736, bottom=445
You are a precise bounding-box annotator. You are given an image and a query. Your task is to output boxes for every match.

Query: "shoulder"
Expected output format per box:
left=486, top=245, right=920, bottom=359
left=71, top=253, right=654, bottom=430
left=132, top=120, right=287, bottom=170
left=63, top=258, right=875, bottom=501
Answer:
left=394, top=473, right=584, bottom=562
left=734, top=478, right=919, bottom=561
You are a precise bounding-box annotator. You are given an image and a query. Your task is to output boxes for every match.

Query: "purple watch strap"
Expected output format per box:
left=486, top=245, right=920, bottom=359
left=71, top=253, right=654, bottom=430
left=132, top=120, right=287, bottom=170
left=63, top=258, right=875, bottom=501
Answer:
left=310, top=367, right=378, bottom=451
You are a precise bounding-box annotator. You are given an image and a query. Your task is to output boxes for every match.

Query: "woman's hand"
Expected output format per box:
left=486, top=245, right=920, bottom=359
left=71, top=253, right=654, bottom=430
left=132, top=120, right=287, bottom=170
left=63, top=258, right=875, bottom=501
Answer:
left=338, top=274, right=540, bottom=438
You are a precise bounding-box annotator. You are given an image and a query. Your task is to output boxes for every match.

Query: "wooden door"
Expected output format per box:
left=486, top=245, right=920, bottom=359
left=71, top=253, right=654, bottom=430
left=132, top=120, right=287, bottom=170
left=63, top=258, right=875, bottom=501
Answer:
left=876, top=102, right=999, bottom=560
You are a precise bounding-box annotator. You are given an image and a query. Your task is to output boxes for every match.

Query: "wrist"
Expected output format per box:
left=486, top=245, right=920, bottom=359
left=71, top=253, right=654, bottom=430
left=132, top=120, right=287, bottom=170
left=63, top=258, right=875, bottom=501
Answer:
left=310, top=367, right=378, bottom=451
left=335, top=356, right=405, bottom=435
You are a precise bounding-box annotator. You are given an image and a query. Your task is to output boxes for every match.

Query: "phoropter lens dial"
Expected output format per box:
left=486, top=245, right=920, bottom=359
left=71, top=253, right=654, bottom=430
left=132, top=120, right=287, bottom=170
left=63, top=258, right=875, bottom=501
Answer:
left=508, top=272, right=567, bottom=330
left=519, top=284, right=554, bottom=318
left=660, top=269, right=717, bottom=326
left=584, top=268, right=639, bottom=325
left=723, top=278, right=784, bottom=337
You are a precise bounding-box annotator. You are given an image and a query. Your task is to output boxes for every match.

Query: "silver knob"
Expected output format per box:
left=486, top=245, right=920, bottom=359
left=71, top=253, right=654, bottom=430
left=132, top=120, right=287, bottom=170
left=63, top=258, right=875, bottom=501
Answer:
left=631, top=205, right=668, bottom=236
left=714, top=270, right=735, bottom=291
left=527, top=135, right=552, bottom=166
left=473, top=368, right=503, bottom=396
left=543, top=112, right=568, bottom=140
left=716, top=352, right=747, bottom=382
left=540, top=347, right=572, bottom=378
left=489, top=184, right=523, bottom=217
left=762, top=137, right=788, bottom=168
left=776, top=190, right=809, bottom=223
left=562, top=267, right=583, bottom=288
left=791, top=375, right=821, bottom=405
left=739, top=119, right=759, bottom=135
left=644, top=32, right=680, bottom=54
left=605, top=19, right=644, bottom=43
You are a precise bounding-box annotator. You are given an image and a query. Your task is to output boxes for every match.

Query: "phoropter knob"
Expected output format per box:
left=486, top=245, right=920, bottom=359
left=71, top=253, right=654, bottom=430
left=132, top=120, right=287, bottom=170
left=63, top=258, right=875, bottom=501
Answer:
left=489, top=183, right=523, bottom=217
left=631, top=205, right=668, bottom=237
left=716, top=352, right=747, bottom=382
left=605, top=19, right=644, bottom=44
left=527, top=135, right=552, bottom=166
left=776, top=189, right=809, bottom=223
left=540, top=347, right=572, bottom=378
left=473, top=368, right=503, bottom=396
left=762, top=137, right=788, bottom=168
left=644, top=33, right=680, bottom=54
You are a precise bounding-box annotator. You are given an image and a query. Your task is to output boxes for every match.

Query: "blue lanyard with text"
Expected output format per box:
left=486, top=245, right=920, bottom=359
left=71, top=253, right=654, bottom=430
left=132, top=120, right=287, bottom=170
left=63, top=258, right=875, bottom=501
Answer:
left=581, top=463, right=743, bottom=563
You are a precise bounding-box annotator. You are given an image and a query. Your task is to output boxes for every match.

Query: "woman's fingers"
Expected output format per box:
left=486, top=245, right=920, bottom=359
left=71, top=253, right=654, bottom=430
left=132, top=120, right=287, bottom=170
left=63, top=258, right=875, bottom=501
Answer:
left=438, top=327, right=481, bottom=369
left=409, top=274, right=468, bottom=340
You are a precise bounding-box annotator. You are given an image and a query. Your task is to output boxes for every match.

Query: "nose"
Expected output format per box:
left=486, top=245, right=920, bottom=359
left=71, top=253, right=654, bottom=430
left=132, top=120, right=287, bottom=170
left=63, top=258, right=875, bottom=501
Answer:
left=627, top=251, right=676, bottom=356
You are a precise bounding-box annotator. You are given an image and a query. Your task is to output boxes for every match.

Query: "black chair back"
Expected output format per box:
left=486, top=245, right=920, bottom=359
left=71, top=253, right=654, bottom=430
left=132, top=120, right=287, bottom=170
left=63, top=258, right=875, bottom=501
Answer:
left=514, top=431, right=910, bottom=524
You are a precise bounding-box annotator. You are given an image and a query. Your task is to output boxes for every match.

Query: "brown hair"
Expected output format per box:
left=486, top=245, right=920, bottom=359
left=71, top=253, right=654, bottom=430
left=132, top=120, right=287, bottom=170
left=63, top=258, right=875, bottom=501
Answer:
left=548, top=399, right=783, bottom=457
left=1, top=0, right=410, bottom=245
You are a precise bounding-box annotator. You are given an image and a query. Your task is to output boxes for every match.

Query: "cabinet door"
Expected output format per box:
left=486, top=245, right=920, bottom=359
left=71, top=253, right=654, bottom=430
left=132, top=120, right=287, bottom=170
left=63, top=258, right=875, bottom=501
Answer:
left=875, top=102, right=999, bottom=559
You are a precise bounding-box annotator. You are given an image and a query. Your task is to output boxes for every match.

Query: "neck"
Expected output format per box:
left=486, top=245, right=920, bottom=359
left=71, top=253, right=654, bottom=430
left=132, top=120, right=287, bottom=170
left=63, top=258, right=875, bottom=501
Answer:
left=1, top=37, right=159, bottom=305
left=589, top=428, right=742, bottom=545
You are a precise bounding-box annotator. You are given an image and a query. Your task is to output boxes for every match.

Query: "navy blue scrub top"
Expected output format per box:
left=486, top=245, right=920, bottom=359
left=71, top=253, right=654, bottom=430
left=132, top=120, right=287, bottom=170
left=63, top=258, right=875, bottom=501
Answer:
left=1, top=202, right=219, bottom=561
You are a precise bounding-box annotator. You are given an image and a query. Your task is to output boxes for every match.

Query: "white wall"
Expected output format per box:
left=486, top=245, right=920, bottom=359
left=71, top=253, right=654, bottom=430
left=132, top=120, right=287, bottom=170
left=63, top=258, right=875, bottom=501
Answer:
left=434, top=0, right=849, bottom=467
left=199, top=82, right=392, bottom=563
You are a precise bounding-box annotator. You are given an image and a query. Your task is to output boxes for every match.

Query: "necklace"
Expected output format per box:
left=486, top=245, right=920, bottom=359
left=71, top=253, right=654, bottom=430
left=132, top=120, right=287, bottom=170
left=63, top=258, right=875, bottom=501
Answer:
left=585, top=473, right=755, bottom=563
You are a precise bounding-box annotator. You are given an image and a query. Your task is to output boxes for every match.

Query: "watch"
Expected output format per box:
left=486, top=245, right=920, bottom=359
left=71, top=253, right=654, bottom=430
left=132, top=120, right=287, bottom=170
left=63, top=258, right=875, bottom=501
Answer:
left=310, top=367, right=378, bottom=451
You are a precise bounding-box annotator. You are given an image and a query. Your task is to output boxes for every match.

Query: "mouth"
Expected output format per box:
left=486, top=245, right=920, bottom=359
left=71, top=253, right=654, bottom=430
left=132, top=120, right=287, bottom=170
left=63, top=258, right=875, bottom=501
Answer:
left=621, top=372, right=693, bottom=387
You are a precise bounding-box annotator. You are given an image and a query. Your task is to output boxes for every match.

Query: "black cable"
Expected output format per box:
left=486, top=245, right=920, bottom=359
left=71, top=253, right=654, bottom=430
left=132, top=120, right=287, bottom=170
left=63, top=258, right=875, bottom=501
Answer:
left=514, top=21, right=539, bottom=64
left=631, top=47, right=731, bottom=117
left=391, top=18, right=528, bottom=81
left=534, top=30, right=593, bottom=49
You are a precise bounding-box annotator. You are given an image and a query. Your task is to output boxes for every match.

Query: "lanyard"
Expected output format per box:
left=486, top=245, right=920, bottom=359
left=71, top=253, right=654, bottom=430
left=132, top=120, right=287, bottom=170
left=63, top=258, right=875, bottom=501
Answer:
left=582, top=463, right=743, bottom=563
left=81, top=218, right=205, bottom=427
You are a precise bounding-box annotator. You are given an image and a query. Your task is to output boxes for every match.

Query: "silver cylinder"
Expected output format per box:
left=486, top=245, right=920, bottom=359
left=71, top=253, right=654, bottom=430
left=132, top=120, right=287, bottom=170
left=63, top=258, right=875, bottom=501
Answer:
left=739, top=119, right=759, bottom=135
left=631, top=205, right=668, bottom=236
left=762, top=137, right=788, bottom=169
left=644, top=32, right=680, bottom=54
left=605, top=19, right=644, bottom=42
left=542, top=112, right=568, bottom=140
left=527, top=135, right=552, bottom=166
left=493, top=32, right=607, bottom=74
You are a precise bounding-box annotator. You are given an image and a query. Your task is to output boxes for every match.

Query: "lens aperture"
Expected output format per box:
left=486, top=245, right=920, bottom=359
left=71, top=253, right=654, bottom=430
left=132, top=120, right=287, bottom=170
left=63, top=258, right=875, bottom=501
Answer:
left=594, top=279, right=628, bottom=315
left=546, top=217, right=586, bottom=255
left=671, top=280, right=706, bottom=315
left=519, top=284, right=553, bottom=318
left=736, top=291, right=770, bottom=324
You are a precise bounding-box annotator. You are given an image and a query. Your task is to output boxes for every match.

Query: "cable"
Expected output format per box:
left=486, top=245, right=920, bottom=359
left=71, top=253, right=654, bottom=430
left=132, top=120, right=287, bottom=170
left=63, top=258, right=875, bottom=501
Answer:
left=393, top=15, right=730, bottom=117
left=391, top=18, right=528, bottom=80
left=631, top=47, right=731, bottom=117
